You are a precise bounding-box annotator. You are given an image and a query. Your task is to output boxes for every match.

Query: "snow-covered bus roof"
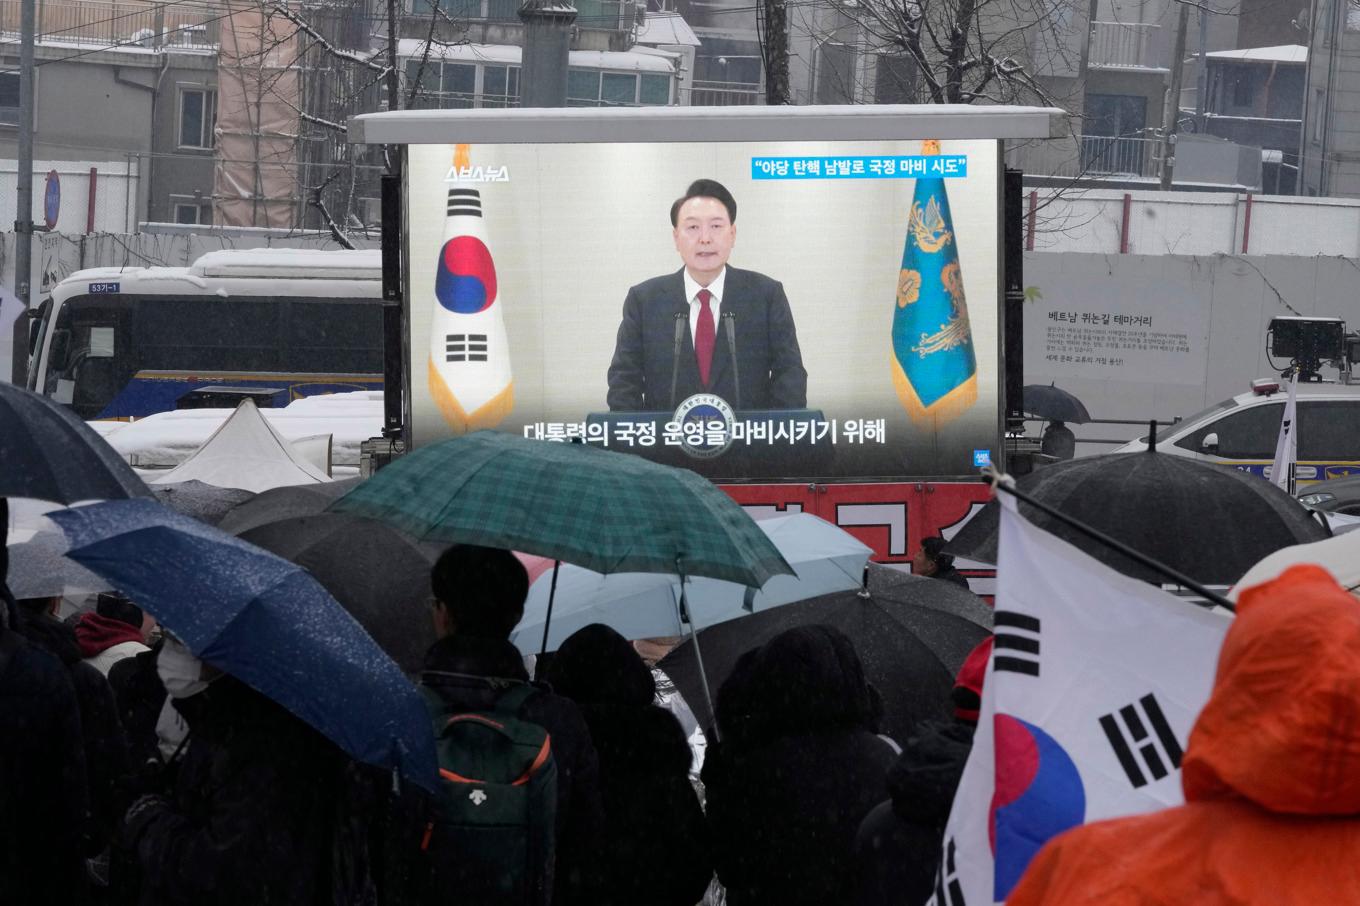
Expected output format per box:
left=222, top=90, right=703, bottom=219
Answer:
left=397, top=39, right=680, bottom=72
left=348, top=103, right=1067, bottom=146
left=50, top=249, right=382, bottom=300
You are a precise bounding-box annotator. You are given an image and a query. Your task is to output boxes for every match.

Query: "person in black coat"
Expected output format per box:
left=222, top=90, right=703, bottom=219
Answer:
left=0, top=578, right=91, bottom=906
left=422, top=545, right=605, bottom=906
left=852, top=635, right=993, bottom=906
left=15, top=595, right=129, bottom=859
left=701, top=625, right=897, bottom=906
left=121, top=666, right=352, bottom=906
left=108, top=640, right=168, bottom=772
left=545, top=624, right=711, bottom=906
left=913, top=537, right=970, bottom=590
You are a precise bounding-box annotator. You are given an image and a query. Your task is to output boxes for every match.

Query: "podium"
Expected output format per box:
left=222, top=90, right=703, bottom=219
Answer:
left=585, top=409, right=834, bottom=479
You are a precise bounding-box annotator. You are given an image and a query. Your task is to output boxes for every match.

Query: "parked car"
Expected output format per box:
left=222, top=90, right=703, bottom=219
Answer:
left=1112, top=380, right=1360, bottom=485
left=1297, top=474, right=1360, bottom=515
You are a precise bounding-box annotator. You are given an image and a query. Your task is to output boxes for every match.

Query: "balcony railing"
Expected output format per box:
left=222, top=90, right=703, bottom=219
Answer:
left=418, top=0, right=636, bottom=28
left=1089, top=21, right=1160, bottom=70
left=686, top=80, right=763, bottom=106
left=0, top=0, right=217, bottom=49
left=1081, top=135, right=1157, bottom=176
left=1008, top=135, right=1161, bottom=180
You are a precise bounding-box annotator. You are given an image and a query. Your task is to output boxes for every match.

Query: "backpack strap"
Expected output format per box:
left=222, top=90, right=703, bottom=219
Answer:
left=419, top=678, right=538, bottom=731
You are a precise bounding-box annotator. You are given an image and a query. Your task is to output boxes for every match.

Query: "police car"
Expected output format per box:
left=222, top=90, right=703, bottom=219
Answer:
left=1111, top=379, right=1360, bottom=484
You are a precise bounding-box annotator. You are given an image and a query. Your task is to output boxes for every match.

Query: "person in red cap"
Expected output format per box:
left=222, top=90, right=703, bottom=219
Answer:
left=851, top=635, right=993, bottom=906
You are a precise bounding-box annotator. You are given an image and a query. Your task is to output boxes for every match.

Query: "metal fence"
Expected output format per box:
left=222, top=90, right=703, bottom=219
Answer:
left=1009, top=135, right=1161, bottom=181
left=685, top=80, right=763, bottom=106
left=1080, top=135, right=1157, bottom=177
left=423, top=0, right=634, bottom=27
left=0, top=0, right=218, bottom=49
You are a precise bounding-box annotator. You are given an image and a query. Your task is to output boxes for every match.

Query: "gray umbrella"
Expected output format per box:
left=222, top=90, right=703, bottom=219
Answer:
left=151, top=481, right=256, bottom=526
left=216, top=478, right=362, bottom=536
left=6, top=530, right=113, bottom=600
left=0, top=382, right=151, bottom=504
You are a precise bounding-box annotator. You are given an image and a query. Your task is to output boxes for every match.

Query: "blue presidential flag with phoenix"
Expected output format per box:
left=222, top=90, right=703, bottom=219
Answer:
left=891, top=140, right=977, bottom=425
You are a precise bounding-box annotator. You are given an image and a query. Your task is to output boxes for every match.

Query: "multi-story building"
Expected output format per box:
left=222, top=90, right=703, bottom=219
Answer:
left=1016, top=0, right=1239, bottom=184
left=1299, top=0, right=1360, bottom=197
left=0, top=0, right=219, bottom=230
left=1201, top=45, right=1305, bottom=194
left=396, top=0, right=685, bottom=108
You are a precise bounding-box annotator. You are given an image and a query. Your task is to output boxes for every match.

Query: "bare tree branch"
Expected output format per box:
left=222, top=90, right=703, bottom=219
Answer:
left=268, top=1, right=389, bottom=74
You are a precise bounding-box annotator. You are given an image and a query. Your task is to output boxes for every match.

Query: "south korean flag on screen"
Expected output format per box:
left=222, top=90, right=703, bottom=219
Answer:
left=929, top=491, right=1230, bottom=906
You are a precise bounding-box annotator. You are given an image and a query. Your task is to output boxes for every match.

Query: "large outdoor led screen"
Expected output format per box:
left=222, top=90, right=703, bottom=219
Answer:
left=404, top=137, right=1002, bottom=480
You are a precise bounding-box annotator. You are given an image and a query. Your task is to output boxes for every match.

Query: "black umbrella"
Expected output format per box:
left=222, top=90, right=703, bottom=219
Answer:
left=0, top=382, right=150, bottom=503
left=658, top=568, right=992, bottom=745
left=151, top=480, right=256, bottom=526
left=237, top=512, right=440, bottom=675
left=1022, top=384, right=1091, bottom=424
left=945, top=453, right=1328, bottom=586
left=216, top=478, right=362, bottom=536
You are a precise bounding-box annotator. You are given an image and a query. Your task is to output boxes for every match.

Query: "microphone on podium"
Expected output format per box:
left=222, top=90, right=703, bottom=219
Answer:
left=669, top=309, right=687, bottom=409
left=723, top=311, right=740, bottom=410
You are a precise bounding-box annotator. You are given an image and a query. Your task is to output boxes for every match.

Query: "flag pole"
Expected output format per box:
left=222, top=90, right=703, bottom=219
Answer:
left=986, top=472, right=1236, bottom=612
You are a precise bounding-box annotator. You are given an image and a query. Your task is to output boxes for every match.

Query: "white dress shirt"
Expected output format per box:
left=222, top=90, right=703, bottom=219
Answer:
left=683, top=267, right=727, bottom=346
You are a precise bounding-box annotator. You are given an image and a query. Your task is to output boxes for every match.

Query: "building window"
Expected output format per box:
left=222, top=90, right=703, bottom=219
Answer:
left=404, top=60, right=524, bottom=108
left=0, top=71, right=21, bottom=126
left=567, top=69, right=601, bottom=105
left=1314, top=88, right=1326, bottom=143
left=170, top=196, right=211, bottom=225
left=1231, top=69, right=1253, bottom=107
left=639, top=73, right=671, bottom=105
left=178, top=88, right=216, bottom=150
left=481, top=65, right=520, bottom=108
left=566, top=69, right=673, bottom=106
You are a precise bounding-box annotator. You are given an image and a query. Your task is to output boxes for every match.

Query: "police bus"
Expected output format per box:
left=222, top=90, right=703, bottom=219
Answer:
left=26, top=249, right=384, bottom=419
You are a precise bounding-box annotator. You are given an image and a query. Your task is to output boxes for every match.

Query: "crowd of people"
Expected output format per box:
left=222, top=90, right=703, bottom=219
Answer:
left=0, top=534, right=988, bottom=906
left=8, top=527, right=1358, bottom=906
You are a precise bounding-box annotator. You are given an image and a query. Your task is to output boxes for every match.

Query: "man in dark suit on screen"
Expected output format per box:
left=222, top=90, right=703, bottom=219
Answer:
left=606, top=179, right=808, bottom=412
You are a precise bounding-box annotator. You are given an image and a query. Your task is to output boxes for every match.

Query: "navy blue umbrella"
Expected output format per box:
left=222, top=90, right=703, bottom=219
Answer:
left=0, top=381, right=150, bottom=504
left=49, top=499, right=438, bottom=793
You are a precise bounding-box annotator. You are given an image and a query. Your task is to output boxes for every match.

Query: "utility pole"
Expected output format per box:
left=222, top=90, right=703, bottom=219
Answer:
left=385, top=0, right=401, bottom=113
left=519, top=0, right=575, bottom=107
left=1194, top=3, right=1209, bottom=132
left=1159, top=0, right=1191, bottom=190
left=10, top=0, right=34, bottom=383
left=763, top=0, right=790, bottom=105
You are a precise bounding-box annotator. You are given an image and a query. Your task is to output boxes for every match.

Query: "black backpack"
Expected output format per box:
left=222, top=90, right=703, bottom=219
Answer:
left=420, top=680, right=558, bottom=906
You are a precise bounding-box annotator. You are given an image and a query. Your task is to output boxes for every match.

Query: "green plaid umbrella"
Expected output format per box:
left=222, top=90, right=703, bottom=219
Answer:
left=331, top=432, right=793, bottom=588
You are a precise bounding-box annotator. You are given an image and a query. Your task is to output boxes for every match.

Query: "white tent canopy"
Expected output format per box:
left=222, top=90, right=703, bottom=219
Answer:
left=150, top=399, right=332, bottom=493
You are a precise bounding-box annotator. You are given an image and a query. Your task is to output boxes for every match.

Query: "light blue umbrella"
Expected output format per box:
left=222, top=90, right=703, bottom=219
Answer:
left=49, top=499, right=439, bottom=793
left=511, top=513, right=872, bottom=655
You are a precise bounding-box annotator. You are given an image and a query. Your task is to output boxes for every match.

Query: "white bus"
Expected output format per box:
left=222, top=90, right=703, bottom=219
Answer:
left=26, top=248, right=384, bottom=420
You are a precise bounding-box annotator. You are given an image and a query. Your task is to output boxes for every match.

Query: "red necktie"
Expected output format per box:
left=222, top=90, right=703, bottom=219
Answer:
left=695, top=288, right=716, bottom=387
